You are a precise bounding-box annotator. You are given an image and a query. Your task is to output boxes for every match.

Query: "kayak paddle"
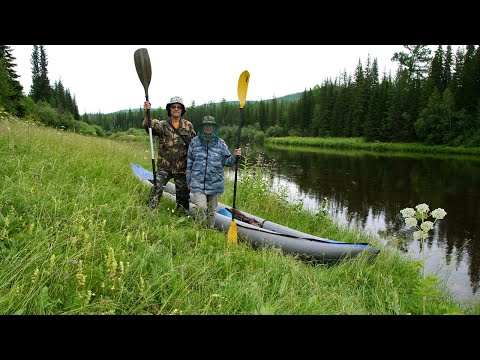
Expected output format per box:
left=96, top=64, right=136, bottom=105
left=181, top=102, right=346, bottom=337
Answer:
left=134, top=48, right=156, bottom=186
left=227, top=70, right=250, bottom=244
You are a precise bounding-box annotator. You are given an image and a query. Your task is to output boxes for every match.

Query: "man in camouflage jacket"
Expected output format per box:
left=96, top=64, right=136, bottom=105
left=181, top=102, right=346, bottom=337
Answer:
left=143, top=96, right=196, bottom=213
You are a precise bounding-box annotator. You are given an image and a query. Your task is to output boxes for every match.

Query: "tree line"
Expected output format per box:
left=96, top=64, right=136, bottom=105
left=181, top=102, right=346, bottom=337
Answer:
left=1, top=45, right=81, bottom=127
left=2, top=45, right=480, bottom=147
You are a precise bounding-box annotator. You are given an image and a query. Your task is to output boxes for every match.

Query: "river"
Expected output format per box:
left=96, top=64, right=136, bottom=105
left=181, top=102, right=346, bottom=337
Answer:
left=235, top=144, right=480, bottom=306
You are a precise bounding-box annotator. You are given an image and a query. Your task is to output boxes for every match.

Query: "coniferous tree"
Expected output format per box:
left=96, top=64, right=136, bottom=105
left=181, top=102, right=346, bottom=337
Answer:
left=350, top=59, right=365, bottom=137
left=333, top=76, right=347, bottom=137
left=29, top=45, right=41, bottom=101
left=472, top=46, right=480, bottom=114
left=364, top=81, right=382, bottom=141
left=276, top=100, right=286, bottom=129
left=30, top=45, right=51, bottom=103
left=269, top=96, right=278, bottom=131
left=51, top=79, right=65, bottom=111
left=457, top=45, right=477, bottom=115
left=72, top=94, right=80, bottom=120
left=298, top=89, right=313, bottom=136
left=314, top=80, right=330, bottom=136
left=64, top=88, right=75, bottom=115
left=38, top=45, right=51, bottom=102
left=377, top=72, right=394, bottom=141
left=258, top=99, right=268, bottom=132
left=0, top=45, right=25, bottom=115
left=0, top=57, right=14, bottom=112
left=427, top=45, right=445, bottom=95
left=392, top=45, right=433, bottom=81
left=362, top=57, right=380, bottom=139
left=285, top=101, right=296, bottom=135
left=443, top=45, right=453, bottom=90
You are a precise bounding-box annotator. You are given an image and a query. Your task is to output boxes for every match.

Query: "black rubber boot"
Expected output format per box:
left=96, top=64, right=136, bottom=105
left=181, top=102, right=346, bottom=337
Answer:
left=176, top=198, right=190, bottom=216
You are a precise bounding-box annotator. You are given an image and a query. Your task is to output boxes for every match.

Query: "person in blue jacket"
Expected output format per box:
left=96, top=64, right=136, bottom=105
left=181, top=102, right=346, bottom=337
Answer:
left=186, top=115, right=241, bottom=228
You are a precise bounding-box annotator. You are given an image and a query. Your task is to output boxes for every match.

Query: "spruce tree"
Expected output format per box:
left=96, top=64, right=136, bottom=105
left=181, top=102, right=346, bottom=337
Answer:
left=30, top=45, right=51, bottom=103
left=0, top=45, right=25, bottom=115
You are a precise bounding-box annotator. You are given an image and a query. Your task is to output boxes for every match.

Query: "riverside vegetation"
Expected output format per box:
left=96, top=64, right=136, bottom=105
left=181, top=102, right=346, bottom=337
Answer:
left=1, top=111, right=480, bottom=315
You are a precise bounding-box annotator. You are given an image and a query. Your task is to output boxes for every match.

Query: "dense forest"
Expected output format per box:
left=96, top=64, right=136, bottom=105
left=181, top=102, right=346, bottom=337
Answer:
left=1, top=45, right=480, bottom=147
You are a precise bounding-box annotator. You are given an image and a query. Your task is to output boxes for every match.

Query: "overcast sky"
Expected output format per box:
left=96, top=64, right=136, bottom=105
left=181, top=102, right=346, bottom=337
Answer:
left=9, top=45, right=407, bottom=114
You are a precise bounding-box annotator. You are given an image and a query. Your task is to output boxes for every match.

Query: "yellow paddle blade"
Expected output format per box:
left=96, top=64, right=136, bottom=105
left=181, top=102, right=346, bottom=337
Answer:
left=237, top=70, right=250, bottom=109
left=227, top=219, right=238, bottom=244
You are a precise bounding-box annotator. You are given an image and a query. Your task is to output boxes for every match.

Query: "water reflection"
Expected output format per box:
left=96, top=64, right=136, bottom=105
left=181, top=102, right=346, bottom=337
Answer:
left=242, top=144, right=480, bottom=304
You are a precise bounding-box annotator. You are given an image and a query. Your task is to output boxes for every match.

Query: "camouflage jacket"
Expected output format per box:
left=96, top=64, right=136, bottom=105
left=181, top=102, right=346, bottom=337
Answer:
left=143, top=117, right=196, bottom=174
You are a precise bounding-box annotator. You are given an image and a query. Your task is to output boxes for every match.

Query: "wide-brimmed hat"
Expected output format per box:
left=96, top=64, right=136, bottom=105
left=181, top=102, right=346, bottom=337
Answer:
left=166, top=96, right=186, bottom=116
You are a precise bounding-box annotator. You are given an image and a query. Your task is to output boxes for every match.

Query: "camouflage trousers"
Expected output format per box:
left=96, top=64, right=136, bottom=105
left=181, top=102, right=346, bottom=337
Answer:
left=148, top=170, right=190, bottom=213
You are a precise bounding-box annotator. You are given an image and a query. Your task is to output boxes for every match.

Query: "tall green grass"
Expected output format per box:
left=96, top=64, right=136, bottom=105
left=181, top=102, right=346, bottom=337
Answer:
left=1, top=113, right=476, bottom=314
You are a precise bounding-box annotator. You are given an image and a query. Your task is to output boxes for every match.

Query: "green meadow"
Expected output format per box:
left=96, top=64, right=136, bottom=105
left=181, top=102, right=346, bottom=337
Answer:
left=1, top=112, right=478, bottom=315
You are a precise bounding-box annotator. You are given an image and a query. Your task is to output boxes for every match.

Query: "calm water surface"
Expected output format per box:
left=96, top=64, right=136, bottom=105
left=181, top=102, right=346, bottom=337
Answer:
left=242, top=144, right=480, bottom=305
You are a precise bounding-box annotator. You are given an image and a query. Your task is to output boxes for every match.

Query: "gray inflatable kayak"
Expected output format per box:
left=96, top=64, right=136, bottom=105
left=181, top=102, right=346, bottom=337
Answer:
left=131, top=163, right=380, bottom=264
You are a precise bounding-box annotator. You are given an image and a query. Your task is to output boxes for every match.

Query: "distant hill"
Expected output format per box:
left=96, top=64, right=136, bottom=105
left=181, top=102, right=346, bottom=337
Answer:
left=108, top=92, right=303, bottom=115
left=215, top=91, right=303, bottom=106
left=245, top=91, right=303, bottom=103
left=273, top=92, right=302, bottom=102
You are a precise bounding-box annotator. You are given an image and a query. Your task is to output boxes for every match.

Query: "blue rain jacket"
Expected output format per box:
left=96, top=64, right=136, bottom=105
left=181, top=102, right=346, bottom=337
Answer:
left=186, top=122, right=237, bottom=195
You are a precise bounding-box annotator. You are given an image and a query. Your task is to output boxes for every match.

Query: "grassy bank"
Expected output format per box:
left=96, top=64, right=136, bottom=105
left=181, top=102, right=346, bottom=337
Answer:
left=266, top=136, right=480, bottom=157
left=1, top=113, right=478, bottom=314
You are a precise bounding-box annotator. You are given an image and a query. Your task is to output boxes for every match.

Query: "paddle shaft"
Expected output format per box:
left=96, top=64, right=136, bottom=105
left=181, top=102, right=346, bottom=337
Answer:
left=231, top=70, right=249, bottom=216
left=145, top=96, right=157, bottom=186
left=232, top=107, right=243, bottom=211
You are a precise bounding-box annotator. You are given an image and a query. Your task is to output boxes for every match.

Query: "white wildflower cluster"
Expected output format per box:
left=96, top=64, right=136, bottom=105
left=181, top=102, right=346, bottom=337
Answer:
left=400, top=203, right=447, bottom=241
